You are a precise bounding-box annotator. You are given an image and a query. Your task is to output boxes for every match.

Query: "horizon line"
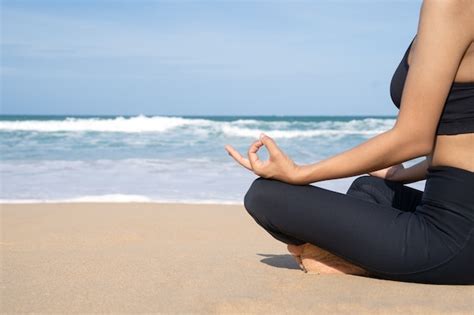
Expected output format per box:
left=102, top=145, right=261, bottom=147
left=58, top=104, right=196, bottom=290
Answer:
left=0, top=113, right=397, bottom=117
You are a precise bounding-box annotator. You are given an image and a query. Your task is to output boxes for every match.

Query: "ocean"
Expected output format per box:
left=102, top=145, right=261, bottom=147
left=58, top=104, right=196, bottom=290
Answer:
left=0, top=115, right=426, bottom=204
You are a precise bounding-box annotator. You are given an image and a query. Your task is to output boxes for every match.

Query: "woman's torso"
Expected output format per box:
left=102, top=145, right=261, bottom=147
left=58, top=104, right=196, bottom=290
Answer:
left=406, top=37, right=474, bottom=172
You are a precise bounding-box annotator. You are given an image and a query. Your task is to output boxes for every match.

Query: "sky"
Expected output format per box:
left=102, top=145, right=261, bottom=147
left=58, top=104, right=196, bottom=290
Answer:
left=1, top=0, right=422, bottom=116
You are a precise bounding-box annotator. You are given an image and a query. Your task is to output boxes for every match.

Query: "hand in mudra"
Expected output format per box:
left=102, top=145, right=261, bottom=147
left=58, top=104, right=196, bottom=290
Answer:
left=225, top=133, right=301, bottom=184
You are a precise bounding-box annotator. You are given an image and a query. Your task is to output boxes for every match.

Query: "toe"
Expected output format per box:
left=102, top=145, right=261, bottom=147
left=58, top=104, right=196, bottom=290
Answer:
left=287, top=243, right=306, bottom=256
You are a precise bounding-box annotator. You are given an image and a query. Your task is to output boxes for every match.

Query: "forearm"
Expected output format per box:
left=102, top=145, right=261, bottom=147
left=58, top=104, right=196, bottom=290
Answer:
left=389, top=158, right=430, bottom=184
left=295, top=128, right=431, bottom=185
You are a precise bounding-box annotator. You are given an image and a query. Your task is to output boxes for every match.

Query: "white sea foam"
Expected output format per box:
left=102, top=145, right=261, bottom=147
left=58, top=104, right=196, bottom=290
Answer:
left=220, top=125, right=387, bottom=138
left=0, top=115, right=213, bottom=133
left=0, top=115, right=396, bottom=138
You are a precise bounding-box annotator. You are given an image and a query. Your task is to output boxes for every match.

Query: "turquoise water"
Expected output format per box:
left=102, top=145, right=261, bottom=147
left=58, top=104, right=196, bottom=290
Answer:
left=0, top=115, right=425, bottom=203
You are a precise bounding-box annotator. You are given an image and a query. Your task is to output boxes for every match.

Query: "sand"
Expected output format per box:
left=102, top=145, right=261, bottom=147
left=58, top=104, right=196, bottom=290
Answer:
left=1, top=203, right=473, bottom=314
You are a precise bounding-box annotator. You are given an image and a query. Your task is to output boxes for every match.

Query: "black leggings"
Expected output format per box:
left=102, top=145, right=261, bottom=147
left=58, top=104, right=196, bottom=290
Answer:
left=244, top=165, right=474, bottom=285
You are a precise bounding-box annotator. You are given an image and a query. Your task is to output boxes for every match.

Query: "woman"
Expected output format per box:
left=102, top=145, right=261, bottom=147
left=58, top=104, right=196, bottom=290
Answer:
left=225, top=0, right=474, bottom=285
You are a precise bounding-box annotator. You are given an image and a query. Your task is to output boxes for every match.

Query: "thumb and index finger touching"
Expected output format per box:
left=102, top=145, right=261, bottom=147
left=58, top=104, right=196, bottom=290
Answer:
left=248, top=133, right=281, bottom=168
left=259, top=133, right=281, bottom=157
left=225, top=132, right=281, bottom=170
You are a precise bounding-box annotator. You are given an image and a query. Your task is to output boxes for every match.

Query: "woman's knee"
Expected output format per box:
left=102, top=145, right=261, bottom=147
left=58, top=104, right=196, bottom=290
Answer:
left=243, top=177, right=276, bottom=217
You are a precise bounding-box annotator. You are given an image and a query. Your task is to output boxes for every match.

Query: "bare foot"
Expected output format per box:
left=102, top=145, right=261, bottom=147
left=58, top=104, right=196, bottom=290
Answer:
left=300, top=243, right=371, bottom=276
left=287, top=244, right=306, bottom=271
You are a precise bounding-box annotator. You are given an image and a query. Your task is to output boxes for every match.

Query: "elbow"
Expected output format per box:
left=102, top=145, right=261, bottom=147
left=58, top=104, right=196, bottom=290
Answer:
left=417, top=139, right=434, bottom=156
left=391, top=126, right=434, bottom=158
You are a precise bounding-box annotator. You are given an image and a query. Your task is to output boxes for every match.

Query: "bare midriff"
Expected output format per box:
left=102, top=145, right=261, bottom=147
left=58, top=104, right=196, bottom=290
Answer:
left=430, top=134, right=474, bottom=172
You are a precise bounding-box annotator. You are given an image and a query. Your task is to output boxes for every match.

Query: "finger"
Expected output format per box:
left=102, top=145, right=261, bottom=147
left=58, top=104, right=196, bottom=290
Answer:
left=260, top=133, right=281, bottom=156
left=226, top=145, right=252, bottom=170
left=248, top=140, right=264, bottom=170
left=225, top=144, right=252, bottom=170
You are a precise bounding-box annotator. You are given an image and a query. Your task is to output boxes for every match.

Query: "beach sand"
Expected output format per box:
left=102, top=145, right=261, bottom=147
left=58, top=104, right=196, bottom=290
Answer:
left=1, top=203, right=473, bottom=314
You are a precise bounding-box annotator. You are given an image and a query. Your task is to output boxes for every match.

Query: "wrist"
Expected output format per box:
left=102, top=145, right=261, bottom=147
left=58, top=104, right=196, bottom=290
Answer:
left=292, top=163, right=312, bottom=185
left=386, top=164, right=405, bottom=182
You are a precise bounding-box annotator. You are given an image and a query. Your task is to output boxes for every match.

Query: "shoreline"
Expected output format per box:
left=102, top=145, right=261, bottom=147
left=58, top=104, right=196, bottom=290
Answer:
left=0, top=200, right=244, bottom=205
left=0, top=177, right=426, bottom=206
left=2, top=202, right=472, bottom=314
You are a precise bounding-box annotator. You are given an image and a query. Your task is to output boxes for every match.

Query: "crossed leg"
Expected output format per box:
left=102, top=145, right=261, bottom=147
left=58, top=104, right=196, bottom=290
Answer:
left=244, top=175, right=424, bottom=276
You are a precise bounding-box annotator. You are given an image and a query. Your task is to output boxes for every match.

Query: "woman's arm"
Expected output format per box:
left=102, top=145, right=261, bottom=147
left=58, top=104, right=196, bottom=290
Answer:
left=293, top=129, right=429, bottom=185
left=388, top=157, right=430, bottom=184
left=292, top=0, right=472, bottom=185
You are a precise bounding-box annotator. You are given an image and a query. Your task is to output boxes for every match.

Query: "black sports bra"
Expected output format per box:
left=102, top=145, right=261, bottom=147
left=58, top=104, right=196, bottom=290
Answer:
left=390, top=35, right=474, bottom=135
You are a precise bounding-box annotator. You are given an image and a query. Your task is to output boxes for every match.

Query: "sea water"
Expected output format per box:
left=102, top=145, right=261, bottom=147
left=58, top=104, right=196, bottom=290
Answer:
left=0, top=115, right=426, bottom=204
